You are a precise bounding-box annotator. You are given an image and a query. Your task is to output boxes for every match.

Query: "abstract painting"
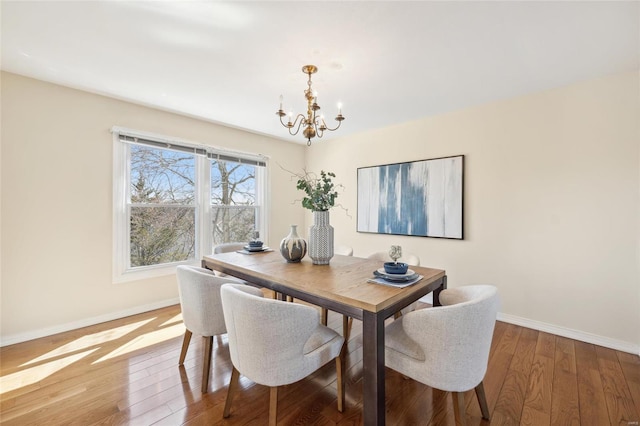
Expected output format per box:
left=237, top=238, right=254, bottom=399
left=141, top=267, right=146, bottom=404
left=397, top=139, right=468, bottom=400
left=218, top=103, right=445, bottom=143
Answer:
left=357, top=155, right=463, bottom=239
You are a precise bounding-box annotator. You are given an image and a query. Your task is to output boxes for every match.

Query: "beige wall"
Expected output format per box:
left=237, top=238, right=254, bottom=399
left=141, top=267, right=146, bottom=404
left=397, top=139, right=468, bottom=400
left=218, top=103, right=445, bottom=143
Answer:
left=306, top=71, right=640, bottom=350
left=1, top=72, right=306, bottom=341
left=2, top=70, right=638, bottom=351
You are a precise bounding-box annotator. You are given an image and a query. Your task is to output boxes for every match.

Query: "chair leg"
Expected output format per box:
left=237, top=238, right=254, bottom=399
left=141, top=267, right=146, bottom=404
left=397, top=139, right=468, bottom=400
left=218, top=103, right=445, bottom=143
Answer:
left=223, top=367, right=240, bottom=418
left=452, top=392, right=466, bottom=426
left=201, top=336, right=213, bottom=393
left=336, top=357, right=344, bottom=412
left=321, top=308, right=328, bottom=325
left=475, top=381, right=490, bottom=420
left=269, top=386, right=278, bottom=426
left=178, top=329, right=192, bottom=365
left=342, top=315, right=352, bottom=342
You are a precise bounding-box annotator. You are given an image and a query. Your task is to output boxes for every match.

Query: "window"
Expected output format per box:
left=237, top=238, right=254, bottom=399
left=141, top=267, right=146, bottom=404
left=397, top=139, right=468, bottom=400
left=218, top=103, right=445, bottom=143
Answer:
left=210, top=158, right=260, bottom=244
left=130, top=144, right=197, bottom=266
left=113, top=128, right=267, bottom=282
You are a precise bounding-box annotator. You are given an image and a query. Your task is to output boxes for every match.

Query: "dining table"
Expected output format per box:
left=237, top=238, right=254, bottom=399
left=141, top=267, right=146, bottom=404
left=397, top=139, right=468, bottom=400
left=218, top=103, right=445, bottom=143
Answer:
left=202, top=251, right=446, bottom=426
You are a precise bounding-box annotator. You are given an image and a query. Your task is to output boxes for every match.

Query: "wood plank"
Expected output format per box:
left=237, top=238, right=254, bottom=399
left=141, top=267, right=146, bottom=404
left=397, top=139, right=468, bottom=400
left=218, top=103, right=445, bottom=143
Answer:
left=596, top=345, right=640, bottom=425
left=426, top=389, right=457, bottom=426
left=550, top=337, right=580, bottom=426
left=617, top=351, right=640, bottom=422
left=573, top=340, right=610, bottom=426
left=491, top=326, right=538, bottom=424
left=465, top=321, right=520, bottom=420
left=521, top=332, right=555, bottom=426
left=382, top=368, right=427, bottom=425
left=277, top=384, right=338, bottom=425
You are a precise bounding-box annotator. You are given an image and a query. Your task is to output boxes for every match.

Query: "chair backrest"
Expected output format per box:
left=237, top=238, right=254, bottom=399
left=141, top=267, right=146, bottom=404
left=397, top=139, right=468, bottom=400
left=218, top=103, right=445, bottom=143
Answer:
left=367, top=251, right=420, bottom=266
left=220, top=283, right=325, bottom=387
left=176, top=265, right=244, bottom=337
left=334, top=245, right=353, bottom=256
left=397, top=285, right=498, bottom=391
left=214, top=242, right=245, bottom=254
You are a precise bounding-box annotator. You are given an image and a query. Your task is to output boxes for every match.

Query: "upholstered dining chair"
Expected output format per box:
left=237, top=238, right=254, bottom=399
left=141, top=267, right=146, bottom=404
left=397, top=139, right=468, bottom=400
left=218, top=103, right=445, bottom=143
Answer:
left=212, top=242, right=245, bottom=276
left=334, top=244, right=354, bottom=256
left=213, top=242, right=275, bottom=298
left=176, top=265, right=246, bottom=393
left=213, top=242, right=245, bottom=254
left=220, top=283, right=345, bottom=426
left=384, top=285, right=499, bottom=425
left=367, top=250, right=420, bottom=266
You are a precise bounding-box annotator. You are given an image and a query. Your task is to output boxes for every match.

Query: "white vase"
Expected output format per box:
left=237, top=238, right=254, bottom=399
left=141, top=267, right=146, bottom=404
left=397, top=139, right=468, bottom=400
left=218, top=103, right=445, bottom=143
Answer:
left=279, top=225, right=307, bottom=263
left=309, top=211, right=334, bottom=265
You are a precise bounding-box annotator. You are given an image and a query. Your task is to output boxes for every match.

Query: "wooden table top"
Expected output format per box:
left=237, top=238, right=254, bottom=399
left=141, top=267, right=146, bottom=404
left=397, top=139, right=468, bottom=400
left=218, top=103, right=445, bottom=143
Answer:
left=202, top=252, right=446, bottom=314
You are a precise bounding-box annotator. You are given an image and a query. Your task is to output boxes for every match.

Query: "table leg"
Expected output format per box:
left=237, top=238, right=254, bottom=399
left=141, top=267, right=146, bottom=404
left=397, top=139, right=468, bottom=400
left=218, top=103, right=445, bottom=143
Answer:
left=432, top=275, right=447, bottom=307
left=362, top=310, right=385, bottom=425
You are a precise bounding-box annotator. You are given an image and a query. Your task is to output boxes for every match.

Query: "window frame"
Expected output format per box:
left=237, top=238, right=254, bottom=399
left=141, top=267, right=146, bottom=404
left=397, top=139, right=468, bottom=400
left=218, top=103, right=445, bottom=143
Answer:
left=112, top=127, right=268, bottom=283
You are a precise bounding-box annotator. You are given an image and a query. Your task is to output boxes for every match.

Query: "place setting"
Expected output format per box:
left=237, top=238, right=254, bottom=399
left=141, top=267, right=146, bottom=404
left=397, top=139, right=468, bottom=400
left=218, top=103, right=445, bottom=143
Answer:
left=367, top=245, right=423, bottom=288
left=236, top=231, right=273, bottom=255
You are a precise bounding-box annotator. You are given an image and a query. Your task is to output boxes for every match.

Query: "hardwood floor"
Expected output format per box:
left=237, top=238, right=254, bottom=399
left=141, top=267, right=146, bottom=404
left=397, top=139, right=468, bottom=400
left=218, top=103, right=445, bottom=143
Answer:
left=1, top=302, right=638, bottom=425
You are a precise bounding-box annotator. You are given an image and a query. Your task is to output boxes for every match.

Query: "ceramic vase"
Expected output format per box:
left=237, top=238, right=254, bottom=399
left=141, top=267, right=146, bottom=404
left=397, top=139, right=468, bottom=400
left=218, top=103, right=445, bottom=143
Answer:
left=309, top=210, right=334, bottom=265
left=279, top=225, right=307, bottom=263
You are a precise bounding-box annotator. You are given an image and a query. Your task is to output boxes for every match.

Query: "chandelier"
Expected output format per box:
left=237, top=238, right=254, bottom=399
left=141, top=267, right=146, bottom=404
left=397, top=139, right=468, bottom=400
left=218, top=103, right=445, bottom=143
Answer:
left=276, top=65, right=345, bottom=146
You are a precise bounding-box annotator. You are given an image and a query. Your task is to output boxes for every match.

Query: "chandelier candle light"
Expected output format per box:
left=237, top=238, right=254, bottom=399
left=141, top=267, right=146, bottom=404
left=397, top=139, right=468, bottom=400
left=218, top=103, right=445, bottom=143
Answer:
left=276, top=65, right=345, bottom=146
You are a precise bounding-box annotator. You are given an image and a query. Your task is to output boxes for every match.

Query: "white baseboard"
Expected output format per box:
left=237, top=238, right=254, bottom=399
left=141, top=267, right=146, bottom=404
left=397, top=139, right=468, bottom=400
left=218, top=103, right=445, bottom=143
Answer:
left=0, top=298, right=180, bottom=347
left=497, top=312, right=640, bottom=356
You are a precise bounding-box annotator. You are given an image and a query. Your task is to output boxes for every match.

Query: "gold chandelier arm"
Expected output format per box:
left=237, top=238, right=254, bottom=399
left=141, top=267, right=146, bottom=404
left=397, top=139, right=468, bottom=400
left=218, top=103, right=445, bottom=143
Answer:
left=289, top=116, right=306, bottom=136
left=278, top=113, right=307, bottom=136
left=320, top=115, right=345, bottom=132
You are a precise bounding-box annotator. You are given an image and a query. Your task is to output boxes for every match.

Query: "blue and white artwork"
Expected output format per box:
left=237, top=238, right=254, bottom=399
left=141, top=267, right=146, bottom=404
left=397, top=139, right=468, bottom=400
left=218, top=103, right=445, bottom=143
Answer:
left=357, top=155, right=463, bottom=239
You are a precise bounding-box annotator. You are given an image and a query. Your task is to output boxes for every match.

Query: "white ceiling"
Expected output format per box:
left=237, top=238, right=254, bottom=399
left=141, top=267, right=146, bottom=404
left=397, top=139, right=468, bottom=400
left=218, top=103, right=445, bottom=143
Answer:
left=2, top=1, right=638, bottom=144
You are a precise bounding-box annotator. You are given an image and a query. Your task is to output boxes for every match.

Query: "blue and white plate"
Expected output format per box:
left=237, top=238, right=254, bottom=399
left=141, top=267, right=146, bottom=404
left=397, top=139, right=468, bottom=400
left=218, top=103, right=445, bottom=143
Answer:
left=374, top=269, right=418, bottom=282
left=244, top=245, right=268, bottom=252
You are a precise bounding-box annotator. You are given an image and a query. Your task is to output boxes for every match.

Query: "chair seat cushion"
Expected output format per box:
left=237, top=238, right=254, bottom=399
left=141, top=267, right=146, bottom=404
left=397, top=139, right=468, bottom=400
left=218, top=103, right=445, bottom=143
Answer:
left=385, top=318, right=425, bottom=361
left=303, top=325, right=343, bottom=355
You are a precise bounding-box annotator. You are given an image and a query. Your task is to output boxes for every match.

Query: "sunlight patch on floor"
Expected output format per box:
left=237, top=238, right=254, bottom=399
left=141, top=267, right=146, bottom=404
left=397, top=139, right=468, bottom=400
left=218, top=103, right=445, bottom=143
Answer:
left=93, top=323, right=185, bottom=364
left=1, top=349, right=99, bottom=394
left=21, top=318, right=155, bottom=367
left=160, top=313, right=183, bottom=327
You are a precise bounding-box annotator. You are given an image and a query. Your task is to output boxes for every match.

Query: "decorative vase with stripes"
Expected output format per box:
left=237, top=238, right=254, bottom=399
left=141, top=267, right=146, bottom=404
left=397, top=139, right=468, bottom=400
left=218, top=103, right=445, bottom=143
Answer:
left=279, top=225, right=307, bottom=263
left=309, top=210, right=334, bottom=265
